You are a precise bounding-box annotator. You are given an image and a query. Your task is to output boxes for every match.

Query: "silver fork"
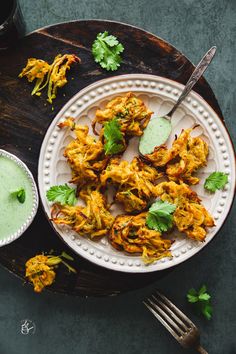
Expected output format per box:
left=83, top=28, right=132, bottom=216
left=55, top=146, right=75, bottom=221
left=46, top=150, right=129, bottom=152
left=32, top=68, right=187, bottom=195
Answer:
left=143, top=291, right=208, bottom=354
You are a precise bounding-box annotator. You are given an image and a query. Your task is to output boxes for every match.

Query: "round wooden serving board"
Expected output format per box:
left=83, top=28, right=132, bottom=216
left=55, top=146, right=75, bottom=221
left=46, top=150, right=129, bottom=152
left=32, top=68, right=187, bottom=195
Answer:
left=0, top=20, right=224, bottom=296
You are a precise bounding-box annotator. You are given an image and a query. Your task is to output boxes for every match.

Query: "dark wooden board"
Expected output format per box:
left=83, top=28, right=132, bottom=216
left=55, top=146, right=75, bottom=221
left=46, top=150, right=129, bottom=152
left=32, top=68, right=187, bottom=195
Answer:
left=0, top=20, right=224, bottom=296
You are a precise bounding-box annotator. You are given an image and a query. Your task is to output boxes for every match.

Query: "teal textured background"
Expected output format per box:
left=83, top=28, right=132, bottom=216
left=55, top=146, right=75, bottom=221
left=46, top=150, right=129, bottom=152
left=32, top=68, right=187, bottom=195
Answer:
left=0, top=1, right=235, bottom=353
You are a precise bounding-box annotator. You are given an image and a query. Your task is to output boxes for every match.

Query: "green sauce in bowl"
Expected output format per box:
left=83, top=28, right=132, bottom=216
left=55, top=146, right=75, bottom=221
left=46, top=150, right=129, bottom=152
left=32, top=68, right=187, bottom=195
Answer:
left=0, top=150, right=38, bottom=245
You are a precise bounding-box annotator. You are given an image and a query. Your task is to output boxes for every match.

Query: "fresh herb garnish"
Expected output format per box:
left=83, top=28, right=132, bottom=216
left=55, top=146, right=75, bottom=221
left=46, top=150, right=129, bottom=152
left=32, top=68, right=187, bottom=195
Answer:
left=187, top=285, right=213, bottom=320
left=92, top=31, right=124, bottom=71
left=104, top=118, right=124, bottom=155
left=204, top=172, right=228, bottom=192
left=146, top=200, right=176, bottom=233
left=11, top=188, right=26, bottom=204
left=204, top=172, right=228, bottom=193
left=46, top=184, right=77, bottom=206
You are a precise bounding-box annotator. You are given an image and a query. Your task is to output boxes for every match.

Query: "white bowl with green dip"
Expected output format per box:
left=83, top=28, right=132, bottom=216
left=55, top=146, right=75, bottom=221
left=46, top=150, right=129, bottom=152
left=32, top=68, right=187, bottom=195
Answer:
left=0, top=149, right=38, bottom=247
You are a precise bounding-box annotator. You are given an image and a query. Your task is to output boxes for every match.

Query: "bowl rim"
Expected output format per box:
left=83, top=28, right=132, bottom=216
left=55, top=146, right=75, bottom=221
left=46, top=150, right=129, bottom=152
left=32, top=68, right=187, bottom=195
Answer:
left=0, top=149, right=39, bottom=247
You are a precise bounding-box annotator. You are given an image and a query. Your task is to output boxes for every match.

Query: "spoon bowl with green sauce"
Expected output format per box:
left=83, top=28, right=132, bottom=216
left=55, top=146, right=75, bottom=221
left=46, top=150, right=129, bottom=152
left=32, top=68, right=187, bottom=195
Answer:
left=139, top=46, right=217, bottom=155
left=0, top=150, right=38, bottom=246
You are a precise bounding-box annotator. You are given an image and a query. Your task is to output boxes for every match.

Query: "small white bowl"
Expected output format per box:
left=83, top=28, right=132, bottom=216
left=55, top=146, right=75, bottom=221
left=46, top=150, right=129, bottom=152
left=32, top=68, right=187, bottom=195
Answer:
left=0, top=149, right=39, bottom=247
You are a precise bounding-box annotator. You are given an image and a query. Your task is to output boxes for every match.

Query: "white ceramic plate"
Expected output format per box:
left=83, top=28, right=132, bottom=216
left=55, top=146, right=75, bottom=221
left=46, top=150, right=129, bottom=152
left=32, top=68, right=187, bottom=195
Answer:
left=38, top=74, right=235, bottom=273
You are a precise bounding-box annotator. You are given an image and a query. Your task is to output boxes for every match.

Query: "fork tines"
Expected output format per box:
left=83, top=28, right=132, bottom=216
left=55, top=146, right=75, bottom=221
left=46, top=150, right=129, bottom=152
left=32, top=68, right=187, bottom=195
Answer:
left=143, top=291, right=197, bottom=342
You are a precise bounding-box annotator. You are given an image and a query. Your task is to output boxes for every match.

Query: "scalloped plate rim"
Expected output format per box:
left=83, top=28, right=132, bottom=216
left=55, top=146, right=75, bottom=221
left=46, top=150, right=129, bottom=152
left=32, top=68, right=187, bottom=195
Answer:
left=38, top=74, right=235, bottom=273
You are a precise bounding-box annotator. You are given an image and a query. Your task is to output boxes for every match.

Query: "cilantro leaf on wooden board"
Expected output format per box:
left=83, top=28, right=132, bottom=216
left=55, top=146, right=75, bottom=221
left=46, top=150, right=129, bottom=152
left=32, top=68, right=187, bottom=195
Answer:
left=92, top=31, right=124, bottom=71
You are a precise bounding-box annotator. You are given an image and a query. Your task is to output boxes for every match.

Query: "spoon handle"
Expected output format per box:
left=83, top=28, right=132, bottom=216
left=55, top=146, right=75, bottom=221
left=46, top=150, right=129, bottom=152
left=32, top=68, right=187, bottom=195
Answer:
left=168, top=46, right=217, bottom=118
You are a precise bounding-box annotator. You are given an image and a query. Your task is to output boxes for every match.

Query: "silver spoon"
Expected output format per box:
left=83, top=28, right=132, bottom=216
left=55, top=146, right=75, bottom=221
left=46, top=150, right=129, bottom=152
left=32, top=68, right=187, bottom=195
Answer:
left=139, top=46, right=217, bottom=155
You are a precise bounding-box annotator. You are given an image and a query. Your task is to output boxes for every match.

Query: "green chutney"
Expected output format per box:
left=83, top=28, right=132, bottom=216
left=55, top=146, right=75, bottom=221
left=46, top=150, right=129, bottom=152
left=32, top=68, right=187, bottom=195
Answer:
left=0, top=156, right=34, bottom=240
left=139, top=116, right=172, bottom=155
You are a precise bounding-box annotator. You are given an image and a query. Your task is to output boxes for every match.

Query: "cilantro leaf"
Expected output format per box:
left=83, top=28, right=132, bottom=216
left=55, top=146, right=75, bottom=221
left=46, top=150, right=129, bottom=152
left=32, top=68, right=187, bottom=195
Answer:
left=187, top=294, right=199, bottom=303
left=46, top=184, right=77, bottom=206
left=187, top=285, right=213, bottom=320
left=204, top=172, right=228, bottom=192
left=11, top=188, right=26, bottom=204
left=199, top=293, right=211, bottom=301
left=104, top=119, right=124, bottom=155
left=146, top=200, right=176, bottom=233
left=92, top=31, right=124, bottom=71
left=202, top=303, right=213, bottom=320
left=187, top=288, right=199, bottom=303
left=199, top=285, right=207, bottom=294
left=188, top=288, right=198, bottom=296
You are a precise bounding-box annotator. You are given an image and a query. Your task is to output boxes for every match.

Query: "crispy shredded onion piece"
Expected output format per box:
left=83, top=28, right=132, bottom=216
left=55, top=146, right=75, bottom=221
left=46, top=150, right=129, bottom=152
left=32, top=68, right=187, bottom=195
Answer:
left=110, top=213, right=172, bottom=263
left=59, top=117, right=108, bottom=188
left=25, top=255, right=56, bottom=293
left=51, top=186, right=114, bottom=238
left=156, top=181, right=215, bottom=241
left=46, top=54, right=81, bottom=103
left=19, top=54, right=81, bottom=102
left=100, top=157, right=162, bottom=212
left=145, top=128, right=208, bottom=185
left=92, top=92, right=153, bottom=137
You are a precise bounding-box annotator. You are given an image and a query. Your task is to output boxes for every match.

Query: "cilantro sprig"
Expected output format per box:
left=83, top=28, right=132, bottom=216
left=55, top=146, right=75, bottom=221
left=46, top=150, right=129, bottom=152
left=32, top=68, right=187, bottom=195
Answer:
left=46, top=184, right=77, bottom=206
left=92, top=31, right=124, bottom=71
left=104, top=118, right=124, bottom=155
left=11, top=188, right=26, bottom=204
left=187, top=285, right=213, bottom=320
left=204, top=172, right=228, bottom=192
left=146, top=200, right=176, bottom=233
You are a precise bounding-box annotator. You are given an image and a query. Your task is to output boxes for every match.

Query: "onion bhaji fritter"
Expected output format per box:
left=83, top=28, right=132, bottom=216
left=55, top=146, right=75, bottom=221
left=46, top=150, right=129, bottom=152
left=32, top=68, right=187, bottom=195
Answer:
left=51, top=185, right=114, bottom=238
left=58, top=117, right=108, bottom=188
left=110, top=213, right=172, bottom=263
left=52, top=94, right=214, bottom=264
left=92, top=92, right=153, bottom=137
left=144, top=128, right=208, bottom=185
left=100, top=157, right=162, bottom=212
left=19, top=54, right=81, bottom=103
left=156, top=181, right=215, bottom=242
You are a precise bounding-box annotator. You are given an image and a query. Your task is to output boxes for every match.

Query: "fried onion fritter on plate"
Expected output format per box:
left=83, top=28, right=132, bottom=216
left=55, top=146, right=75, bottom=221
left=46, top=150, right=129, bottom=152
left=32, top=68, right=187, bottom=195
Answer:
left=144, top=128, right=208, bottom=185
left=92, top=92, right=153, bottom=137
left=156, top=181, right=215, bottom=242
left=51, top=94, right=215, bottom=265
left=51, top=185, right=114, bottom=238
left=100, top=157, right=162, bottom=212
left=110, top=213, right=172, bottom=264
left=58, top=117, right=108, bottom=188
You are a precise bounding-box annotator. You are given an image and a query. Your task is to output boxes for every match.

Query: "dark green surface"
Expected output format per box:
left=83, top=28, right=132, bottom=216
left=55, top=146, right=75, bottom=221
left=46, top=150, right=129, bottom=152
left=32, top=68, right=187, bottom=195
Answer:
left=0, top=0, right=235, bottom=353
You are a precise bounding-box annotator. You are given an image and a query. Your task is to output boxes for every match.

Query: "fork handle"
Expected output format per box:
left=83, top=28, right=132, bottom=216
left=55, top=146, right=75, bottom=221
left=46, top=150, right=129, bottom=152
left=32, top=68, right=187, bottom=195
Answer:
left=196, top=345, right=208, bottom=354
